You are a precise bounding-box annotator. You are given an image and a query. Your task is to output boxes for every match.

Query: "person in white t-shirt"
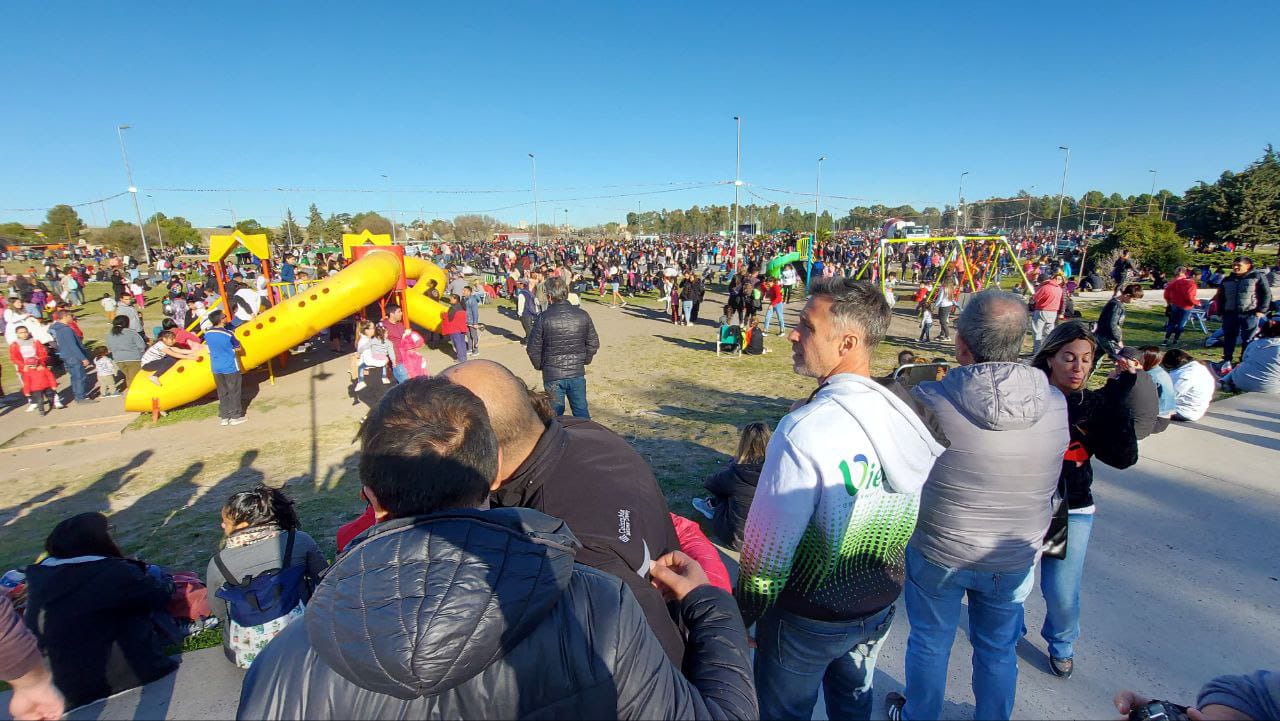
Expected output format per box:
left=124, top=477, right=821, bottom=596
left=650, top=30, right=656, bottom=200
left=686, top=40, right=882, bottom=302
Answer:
left=780, top=265, right=798, bottom=303
left=1164, top=349, right=1215, bottom=422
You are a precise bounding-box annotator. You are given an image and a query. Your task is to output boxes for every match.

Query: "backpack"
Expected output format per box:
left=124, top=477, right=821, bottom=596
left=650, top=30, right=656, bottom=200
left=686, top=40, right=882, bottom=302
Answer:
left=213, top=530, right=308, bottom=669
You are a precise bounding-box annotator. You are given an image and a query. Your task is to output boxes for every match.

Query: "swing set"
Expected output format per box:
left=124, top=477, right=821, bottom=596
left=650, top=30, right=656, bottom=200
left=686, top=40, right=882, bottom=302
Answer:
left=854, top=235, right=1034, bottom=305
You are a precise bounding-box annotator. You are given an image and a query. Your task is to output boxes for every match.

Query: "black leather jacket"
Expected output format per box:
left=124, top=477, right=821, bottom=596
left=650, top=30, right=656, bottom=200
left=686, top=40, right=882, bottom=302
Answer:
left=235, top=508, right=758, bottom=720
left=527, top=301, right=600, bottom=382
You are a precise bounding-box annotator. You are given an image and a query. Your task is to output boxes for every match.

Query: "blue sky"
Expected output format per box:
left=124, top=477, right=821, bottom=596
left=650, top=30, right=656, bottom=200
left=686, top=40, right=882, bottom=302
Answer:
left=2, top=1, right=1276, bottom=229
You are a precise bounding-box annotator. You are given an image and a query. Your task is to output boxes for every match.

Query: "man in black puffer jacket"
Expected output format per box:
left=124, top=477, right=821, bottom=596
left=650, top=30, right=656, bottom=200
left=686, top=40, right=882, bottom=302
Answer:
left=237, top=378, right=756, bottom=721
left=527, top=275, right=600, bottom=418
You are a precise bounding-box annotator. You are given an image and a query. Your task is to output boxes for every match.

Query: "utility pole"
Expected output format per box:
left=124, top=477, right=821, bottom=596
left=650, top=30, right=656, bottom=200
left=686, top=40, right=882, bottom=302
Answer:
left=116, top=124, right=150, bottom=264
left=958, top=171, right=969, bottom=234
left=732, top=115, right=742, bottom=277
left=528, top=153, right=539, bottom=245
left=1053, top=146, right=1070, bottom=243
left=1148, top=169, right=1158, bottom=215
left=285, top=207, right=295, bottom=247
left=146, top=194, right=165, bottom=248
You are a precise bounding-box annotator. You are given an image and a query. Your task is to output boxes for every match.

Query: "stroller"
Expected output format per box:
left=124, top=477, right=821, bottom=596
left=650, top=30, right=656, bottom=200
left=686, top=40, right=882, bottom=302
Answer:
left=716, top=324, right=744, bottom=357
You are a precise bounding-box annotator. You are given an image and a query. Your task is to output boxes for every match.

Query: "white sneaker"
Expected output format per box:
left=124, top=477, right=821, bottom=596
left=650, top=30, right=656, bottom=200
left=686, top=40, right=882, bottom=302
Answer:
left=228, top=417, right=247, bottom=426
left=53, top=400, right=65, bottom=409
left=25, top=403, right=36, bottom=413
left=220, top=418, right=230, bottom=426
left=381, top=377, right=391, bottom=385
left=353, top=381, right=367, bottom=392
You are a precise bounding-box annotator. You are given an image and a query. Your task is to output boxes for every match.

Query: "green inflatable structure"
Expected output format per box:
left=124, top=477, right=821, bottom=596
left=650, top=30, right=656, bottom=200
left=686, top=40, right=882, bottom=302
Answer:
left=766, top=251, right=802, bottom=278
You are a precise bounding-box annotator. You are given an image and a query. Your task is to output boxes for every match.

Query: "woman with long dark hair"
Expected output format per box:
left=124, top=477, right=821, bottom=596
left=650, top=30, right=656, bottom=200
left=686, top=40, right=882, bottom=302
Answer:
left=1028, top=321, right=1140, bottom=679
left=205, top=486, right=326, bottom=666
left=23, top=512, right=179, bottom=709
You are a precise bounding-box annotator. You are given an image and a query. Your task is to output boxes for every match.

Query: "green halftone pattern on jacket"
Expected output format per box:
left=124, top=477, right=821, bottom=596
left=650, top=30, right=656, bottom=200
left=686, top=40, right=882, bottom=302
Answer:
left=738, top=488, right=919, bottom=618
left=790, top=490, right=918, bottom=597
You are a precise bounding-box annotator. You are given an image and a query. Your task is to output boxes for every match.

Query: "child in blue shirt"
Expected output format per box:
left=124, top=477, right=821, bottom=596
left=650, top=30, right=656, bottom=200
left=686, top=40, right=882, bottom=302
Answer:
left=203, top=310, right=246, bottom=426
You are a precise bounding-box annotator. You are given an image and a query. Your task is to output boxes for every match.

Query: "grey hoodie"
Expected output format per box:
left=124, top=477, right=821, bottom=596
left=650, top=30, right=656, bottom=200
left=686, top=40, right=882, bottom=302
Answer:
left=910, top=363, right=1070, bottom=572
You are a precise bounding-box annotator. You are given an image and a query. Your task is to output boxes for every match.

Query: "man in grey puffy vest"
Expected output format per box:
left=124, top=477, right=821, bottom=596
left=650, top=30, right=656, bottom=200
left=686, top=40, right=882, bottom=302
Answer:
left=1215, top=256, right=1271, bottom=368
left=887, top=290, right=1070, bottom=721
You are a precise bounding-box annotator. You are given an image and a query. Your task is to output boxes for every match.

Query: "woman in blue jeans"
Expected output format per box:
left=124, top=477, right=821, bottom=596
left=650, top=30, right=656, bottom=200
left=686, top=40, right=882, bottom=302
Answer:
left=1030, top=322, right=1140, bottom=678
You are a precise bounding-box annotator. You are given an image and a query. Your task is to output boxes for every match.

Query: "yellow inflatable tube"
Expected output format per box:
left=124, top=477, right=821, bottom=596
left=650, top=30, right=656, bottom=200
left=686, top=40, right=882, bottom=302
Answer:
left=124, top=250, right=449, bottom=412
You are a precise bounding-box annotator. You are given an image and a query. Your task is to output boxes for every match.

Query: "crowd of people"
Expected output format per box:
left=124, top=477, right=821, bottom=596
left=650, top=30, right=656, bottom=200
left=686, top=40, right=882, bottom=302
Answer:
left=0, top=231, right=1277, bottom=720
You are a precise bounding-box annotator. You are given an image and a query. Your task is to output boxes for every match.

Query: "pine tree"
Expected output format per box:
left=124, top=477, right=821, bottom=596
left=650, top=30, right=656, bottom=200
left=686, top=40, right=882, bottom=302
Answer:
left=305, top=203, right=326, bottom=243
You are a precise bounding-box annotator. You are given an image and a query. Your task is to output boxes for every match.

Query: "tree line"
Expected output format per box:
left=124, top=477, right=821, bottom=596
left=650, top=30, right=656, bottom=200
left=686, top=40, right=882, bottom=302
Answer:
left=4, top=147, right=1274, bottom=256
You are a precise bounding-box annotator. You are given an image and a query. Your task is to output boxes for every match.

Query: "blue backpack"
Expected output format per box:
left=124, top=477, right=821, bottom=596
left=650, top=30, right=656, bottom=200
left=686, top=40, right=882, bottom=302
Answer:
left=213, top=530, right=309, bottom=667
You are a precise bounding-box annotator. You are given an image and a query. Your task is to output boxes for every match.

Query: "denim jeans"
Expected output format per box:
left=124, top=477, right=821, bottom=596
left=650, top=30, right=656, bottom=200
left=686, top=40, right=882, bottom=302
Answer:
left=1165, top=305, right=1190, bottom=342
left=754, top=603, right=895, bottom=721
left=64, top=359, right=91, bottom=401
left=902, top=545, right=1035, bottom=721
left=680, top=300, right=693, bottom=323
left=763, top=303, right=786, bottom=334
left=1221, top=312, right=1260, bottom=364
left=545, top=375, right=589, bottom=418
left=1039, top=512, right=1095, bottom=659
left=391, top=364, right=409, bottom=384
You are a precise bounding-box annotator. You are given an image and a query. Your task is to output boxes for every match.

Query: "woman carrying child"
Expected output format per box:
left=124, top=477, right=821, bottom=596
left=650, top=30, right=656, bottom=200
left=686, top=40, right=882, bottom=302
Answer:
left=439, top=294, right=469, bottom=364
left=350, top=320, right=396, bottom=392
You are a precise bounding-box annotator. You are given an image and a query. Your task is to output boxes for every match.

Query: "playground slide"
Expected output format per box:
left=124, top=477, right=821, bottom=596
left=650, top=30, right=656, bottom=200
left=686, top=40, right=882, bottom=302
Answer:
left=766, top=251, right=802, bottom=278
left=124, top=250, right=449, bottom=412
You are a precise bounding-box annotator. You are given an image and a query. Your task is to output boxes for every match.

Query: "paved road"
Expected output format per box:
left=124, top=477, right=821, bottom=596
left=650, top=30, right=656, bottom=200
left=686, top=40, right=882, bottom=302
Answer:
left=4, top=391, right=1277, bottom=721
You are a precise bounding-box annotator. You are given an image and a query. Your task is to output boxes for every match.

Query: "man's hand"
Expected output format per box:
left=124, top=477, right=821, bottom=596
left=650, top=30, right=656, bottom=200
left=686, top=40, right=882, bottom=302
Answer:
left=1114, top=690, right=1251, bottom=721
left=8, top=664, right=65, bottom=721
left=649, top=550, right=711, bottom=602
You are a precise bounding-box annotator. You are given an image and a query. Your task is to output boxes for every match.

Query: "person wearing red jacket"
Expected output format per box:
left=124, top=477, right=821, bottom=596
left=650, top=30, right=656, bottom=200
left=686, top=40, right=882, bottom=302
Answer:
left=1162, top=267, right=1199, bottom=345
left=1030, top=274, right=1066, bottom=355
left=9, top=326, right=58, bottom=415
left=439, top=293, right=469, bottom=363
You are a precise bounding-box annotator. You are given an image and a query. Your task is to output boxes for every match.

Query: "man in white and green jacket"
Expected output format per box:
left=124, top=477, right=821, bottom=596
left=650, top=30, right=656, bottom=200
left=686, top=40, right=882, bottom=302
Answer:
left=737, top=277, right=946, bottom=721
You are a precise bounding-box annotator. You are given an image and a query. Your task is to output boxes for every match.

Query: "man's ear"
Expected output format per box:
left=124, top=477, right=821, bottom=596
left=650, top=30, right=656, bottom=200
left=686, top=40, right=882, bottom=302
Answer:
left=490, top=447, right=505, bottom=491
left=362, top=485, right=392, bottom=522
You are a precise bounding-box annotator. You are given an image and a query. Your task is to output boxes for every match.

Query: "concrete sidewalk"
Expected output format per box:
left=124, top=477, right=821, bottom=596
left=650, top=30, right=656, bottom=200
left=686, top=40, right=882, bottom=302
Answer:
left=3, top=392, right=1277, bottom=720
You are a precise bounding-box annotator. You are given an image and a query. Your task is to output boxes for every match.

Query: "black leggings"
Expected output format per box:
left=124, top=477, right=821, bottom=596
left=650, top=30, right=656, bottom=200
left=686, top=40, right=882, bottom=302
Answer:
left=142, top=356, right=178, bottom=377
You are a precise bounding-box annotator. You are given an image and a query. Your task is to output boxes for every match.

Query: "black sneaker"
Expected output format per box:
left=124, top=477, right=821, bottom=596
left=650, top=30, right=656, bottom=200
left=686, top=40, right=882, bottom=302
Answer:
left=885, top=691, right=906, bottom=721
left=1049, top=655, right=1074, bottom=678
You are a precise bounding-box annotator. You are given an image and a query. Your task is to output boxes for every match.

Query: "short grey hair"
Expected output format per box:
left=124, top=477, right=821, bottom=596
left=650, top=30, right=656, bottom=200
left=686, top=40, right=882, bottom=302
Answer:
left=807, top=277, right=891, bottom=349
left=956, top=290, right=1029, bottom=363
left=544, top=275, right=568, bottom=303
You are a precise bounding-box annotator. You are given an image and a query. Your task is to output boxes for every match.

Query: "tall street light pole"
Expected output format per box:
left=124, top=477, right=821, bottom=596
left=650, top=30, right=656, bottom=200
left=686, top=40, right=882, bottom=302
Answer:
left=1053, top=145, right=1070, bottom=243
left=564, top=209, right=569, bottom=235
left=1023, top=185, right=1036, bottom=234
left=810, top=155, right=824, bottom=289
left=732, top=116, right=742, bottom=277
left=1148, top=169, right=1158, bottom=215
left=116, top=125, right=150, bottom=264
left=381, top=174, right=396, bottom=243
left=958, top=171, right=969, bottom=234
left=528, top=153, right=539, bottom=245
